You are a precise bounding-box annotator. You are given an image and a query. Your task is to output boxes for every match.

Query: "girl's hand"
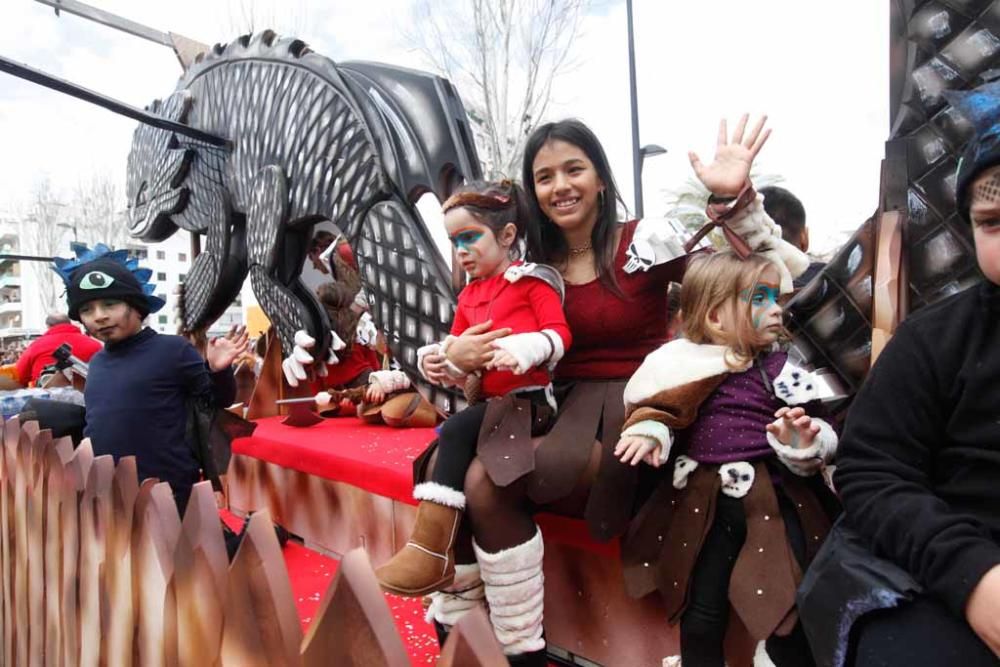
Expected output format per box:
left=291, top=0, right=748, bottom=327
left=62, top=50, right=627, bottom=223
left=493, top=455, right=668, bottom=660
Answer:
left=614, top=435, right=662, bottom=467
left=207, top=325, right=250, bottom=372
left=688, top=114, right=771, bottom=197
left=766, top=406, right=820, bottom=449
left=420, top=352, right=449, bottom=385
left=365, top=382, right=386, bottom=404
left=486, top=348, right=520, bottom=373
left=446, top=320, right=514, bottom=372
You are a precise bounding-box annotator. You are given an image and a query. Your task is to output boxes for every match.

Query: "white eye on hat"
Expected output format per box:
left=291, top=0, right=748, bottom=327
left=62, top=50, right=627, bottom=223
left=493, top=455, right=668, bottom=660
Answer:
left=79, top=271, right=116, bottom=290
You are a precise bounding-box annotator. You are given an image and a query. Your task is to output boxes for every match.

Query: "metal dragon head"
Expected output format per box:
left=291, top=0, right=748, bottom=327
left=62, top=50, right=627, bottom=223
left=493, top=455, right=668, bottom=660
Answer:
left=125, top=90, right=195, bottom=241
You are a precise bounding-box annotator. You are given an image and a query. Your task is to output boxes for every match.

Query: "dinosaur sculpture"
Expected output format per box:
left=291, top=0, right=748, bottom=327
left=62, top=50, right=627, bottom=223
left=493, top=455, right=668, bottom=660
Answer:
left=125, top=30, right=480, bottom=409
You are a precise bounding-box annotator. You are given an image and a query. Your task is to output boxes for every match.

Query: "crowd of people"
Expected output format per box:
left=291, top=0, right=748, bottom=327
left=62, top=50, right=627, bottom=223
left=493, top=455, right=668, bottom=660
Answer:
left=32, top=78, right=1000, bottom=666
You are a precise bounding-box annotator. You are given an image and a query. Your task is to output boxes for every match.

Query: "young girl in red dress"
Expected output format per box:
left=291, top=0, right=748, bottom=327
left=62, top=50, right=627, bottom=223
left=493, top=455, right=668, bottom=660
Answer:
left=376, top=179, right=571, bottom=597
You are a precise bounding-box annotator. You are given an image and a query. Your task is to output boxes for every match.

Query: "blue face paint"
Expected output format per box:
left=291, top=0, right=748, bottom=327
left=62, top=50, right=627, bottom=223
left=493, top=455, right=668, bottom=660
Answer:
left=741, top=283, right=782, bottom=329
left=448, top=229, right=485, bottom=251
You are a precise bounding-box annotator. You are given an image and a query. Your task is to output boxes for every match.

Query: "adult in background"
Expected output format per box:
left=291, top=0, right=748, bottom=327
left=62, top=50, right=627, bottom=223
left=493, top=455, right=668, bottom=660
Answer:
left=759, top=185, right=825, bottom=288
left=15, top=312, right=102, bottom=385
left=417, top=116, right=805, bottom=664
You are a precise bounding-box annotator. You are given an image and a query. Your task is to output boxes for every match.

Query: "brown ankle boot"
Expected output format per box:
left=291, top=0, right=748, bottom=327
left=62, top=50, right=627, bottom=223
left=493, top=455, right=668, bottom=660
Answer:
left=376, top=483, right=465, bottom=596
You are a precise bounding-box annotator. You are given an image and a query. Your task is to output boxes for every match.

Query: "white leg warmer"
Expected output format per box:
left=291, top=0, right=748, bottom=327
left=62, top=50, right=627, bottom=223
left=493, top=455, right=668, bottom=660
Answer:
left=424, top=563, right=486, bottom=626
left=473, top=527, right=545, bottom=655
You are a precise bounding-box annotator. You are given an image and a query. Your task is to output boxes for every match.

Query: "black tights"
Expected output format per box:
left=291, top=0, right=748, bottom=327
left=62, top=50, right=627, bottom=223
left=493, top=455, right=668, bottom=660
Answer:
left=421, top=437, right=604, bottom=557
left=680, top=492, right=816, bottom=667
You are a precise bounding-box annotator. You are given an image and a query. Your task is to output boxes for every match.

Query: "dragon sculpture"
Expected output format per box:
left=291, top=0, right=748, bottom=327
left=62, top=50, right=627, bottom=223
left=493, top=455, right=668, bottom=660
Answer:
left=125, top=30, right=480, bottom=409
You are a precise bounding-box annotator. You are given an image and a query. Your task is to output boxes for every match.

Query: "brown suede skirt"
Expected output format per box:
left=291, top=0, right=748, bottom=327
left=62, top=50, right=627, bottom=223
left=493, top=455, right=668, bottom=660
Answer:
left=620, top=459, right=838, bottom=642
left=412, top=380, right=639, bottom=541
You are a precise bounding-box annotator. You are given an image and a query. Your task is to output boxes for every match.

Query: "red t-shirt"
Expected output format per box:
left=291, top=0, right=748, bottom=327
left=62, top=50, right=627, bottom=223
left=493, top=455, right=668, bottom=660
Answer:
left=16, top=323, right=103, bottom=385
left=452, top=263, right=571, bottom=397
left=555, top=220, right=685, bottom=381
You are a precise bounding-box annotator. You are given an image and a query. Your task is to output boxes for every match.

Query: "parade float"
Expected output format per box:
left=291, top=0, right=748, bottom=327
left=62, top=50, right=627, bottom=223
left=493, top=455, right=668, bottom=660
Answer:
left=0, top=0, right=997, bottom=665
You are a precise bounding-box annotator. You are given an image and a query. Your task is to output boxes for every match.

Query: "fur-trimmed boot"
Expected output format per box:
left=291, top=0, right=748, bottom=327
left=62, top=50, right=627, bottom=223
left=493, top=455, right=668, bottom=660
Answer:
left=424, top=562, right=486, bottom=645
left=474, top=527, right=546, bottom=664
left=376, top=482, right=464, bottom=596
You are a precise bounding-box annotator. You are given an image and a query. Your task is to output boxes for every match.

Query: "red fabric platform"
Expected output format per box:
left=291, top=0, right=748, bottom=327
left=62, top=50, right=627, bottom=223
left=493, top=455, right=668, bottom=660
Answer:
left=232, top=416, right=435, bottom=502
left=233, top=415, right=618, bottom=557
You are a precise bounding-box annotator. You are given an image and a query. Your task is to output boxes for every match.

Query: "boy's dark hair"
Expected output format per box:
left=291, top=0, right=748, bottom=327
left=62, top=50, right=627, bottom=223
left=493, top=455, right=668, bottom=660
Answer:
left=522, top=118, right=625, bottom=297
left=443, top=180, right=534, bottom=256
left=760, top=186, right=806, bottom=244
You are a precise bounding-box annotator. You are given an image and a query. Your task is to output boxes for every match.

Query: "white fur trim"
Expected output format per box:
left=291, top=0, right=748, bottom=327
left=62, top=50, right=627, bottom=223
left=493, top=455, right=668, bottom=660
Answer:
left=438, top=335, right=469, bottom=379
left=416, top=343, right=442, bottom=382
left=413, top=482, right=466, bottom=510
left=766, top=417, right=837, bottom=477
left=425, top=563, right=486, bottom=626
left=369, top=369, right=411, bottom=393
left=492, top=332, right=554, bottom=375
left=719, top=462, right=755, bottom=498
left=624, top=218, right=687, bottom=274
left=474, top=528, right=545, bottom=655
left=727, top=196, right=810, bottom=294
left=621, top=420, right=673, bottom=458
left=673, top=455, right=699, bottom=490
left=623, top=338, right=743, bottom=409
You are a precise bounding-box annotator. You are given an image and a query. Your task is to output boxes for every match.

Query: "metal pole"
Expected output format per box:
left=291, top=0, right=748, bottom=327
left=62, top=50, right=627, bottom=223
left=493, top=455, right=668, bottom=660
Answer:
left=626, top=0, right=644, bottom=219
left=0, top=55, right=229, bottom=148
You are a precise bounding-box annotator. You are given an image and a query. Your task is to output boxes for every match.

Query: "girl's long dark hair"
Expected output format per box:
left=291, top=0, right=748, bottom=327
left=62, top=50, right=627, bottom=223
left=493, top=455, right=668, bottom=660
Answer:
left=521, top=118, right=626, bottom=298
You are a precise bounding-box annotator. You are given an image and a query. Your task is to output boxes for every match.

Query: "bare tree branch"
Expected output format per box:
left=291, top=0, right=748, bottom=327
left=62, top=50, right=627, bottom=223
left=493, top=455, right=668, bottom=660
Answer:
left=406, top=0, right=589, bottom=179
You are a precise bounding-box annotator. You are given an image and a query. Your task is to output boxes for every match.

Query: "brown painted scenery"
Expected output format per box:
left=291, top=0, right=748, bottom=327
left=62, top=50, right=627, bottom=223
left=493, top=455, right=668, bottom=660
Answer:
left=0, top=417, right=507, bottom=666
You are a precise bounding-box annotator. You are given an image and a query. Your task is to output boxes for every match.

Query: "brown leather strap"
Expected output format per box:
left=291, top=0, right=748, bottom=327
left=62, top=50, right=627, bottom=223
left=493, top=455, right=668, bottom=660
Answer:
left=656, top=466, right=720, bottom=623
left=728, top=461, right=800, bottom=641
left=476, top=395, right=535, bottom=487
left=684, top=181, right=757, bottom=258
left=527, top=382, right=606, bottom=504
left=583, top=381, right=633, bottom=541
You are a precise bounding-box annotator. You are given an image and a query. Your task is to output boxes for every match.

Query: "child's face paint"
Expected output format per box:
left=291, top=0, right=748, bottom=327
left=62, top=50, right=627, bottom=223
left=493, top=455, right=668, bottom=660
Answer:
left=79, top=298, right=143, bottom=344
left=740, top=266, right=784, bottom=341
left=969, top=166, right=1000, bottom=286
left=443, top=208, right=512, bottom=279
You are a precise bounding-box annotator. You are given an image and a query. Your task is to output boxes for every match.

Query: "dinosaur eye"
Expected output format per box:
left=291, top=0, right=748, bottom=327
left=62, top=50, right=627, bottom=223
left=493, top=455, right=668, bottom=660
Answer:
left=79, top=271, right=115, bottom=290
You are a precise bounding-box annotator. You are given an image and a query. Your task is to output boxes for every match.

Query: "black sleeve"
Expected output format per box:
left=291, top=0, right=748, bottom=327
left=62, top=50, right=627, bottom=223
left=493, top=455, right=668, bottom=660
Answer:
left=834, top=323, right=1000, bottom=617
left=177, top=341, right=237, bottom=408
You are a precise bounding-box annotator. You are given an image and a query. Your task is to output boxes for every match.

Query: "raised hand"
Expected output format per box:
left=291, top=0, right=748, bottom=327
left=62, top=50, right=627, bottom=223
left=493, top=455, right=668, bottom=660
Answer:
left=688, top=114, right=771, bottom=197
left=207, top=325, right=250, bottom=372
left=766, top=406, right=820, bottom=449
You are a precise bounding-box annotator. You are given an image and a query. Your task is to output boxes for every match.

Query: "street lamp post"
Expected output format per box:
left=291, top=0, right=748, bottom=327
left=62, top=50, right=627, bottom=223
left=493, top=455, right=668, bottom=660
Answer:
left=626, top=0, right=643, bottom=218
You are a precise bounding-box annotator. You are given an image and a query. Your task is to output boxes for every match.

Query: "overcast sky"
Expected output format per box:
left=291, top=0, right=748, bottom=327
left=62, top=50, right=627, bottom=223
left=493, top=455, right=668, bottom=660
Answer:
left=0, top=0, right=888, bottom=253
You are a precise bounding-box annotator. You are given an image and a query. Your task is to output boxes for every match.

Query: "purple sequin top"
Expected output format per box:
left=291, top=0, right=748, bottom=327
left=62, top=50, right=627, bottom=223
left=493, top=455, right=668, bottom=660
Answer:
left=678, top=350, right=787, bottom=464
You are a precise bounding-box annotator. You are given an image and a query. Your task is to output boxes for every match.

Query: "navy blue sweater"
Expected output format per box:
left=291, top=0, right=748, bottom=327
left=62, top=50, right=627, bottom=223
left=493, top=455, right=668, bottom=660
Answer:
left=83, top=327, right=236, bottom=490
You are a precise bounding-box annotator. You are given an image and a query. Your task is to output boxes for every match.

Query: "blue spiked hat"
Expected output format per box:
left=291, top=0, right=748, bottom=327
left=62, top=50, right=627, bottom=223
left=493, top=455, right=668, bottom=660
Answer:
left=52, top=243, right=166, bottom=321
left=946, top=80, right=1000, bottom=221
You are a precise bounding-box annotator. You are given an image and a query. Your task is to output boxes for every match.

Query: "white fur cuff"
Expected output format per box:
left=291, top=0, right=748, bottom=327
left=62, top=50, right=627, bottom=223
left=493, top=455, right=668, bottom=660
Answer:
left=413, top=482, right=466, bottom=510
left=621, top=420, right=673, bottom=463
left=492, top=332, right=558, bottom=375
left=369, top=369, right=411, bottom=393
left=766, top=418, right=837, bottom=477
left=416, top=342, right=442, bottom=382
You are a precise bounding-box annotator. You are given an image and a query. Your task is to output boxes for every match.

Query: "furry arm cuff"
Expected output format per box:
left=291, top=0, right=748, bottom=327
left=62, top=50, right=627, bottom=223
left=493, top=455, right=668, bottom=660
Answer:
left=620, top=419, right=673, bottom=462
left=416, top=339, right=468, bottom=386
left=767, top=417, right=838, bottom=476
left=369, top=369, right=411, bottom=393
left=492, top=330, right=567, bottom=374
left=726, top=194, right=810, bottom=294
